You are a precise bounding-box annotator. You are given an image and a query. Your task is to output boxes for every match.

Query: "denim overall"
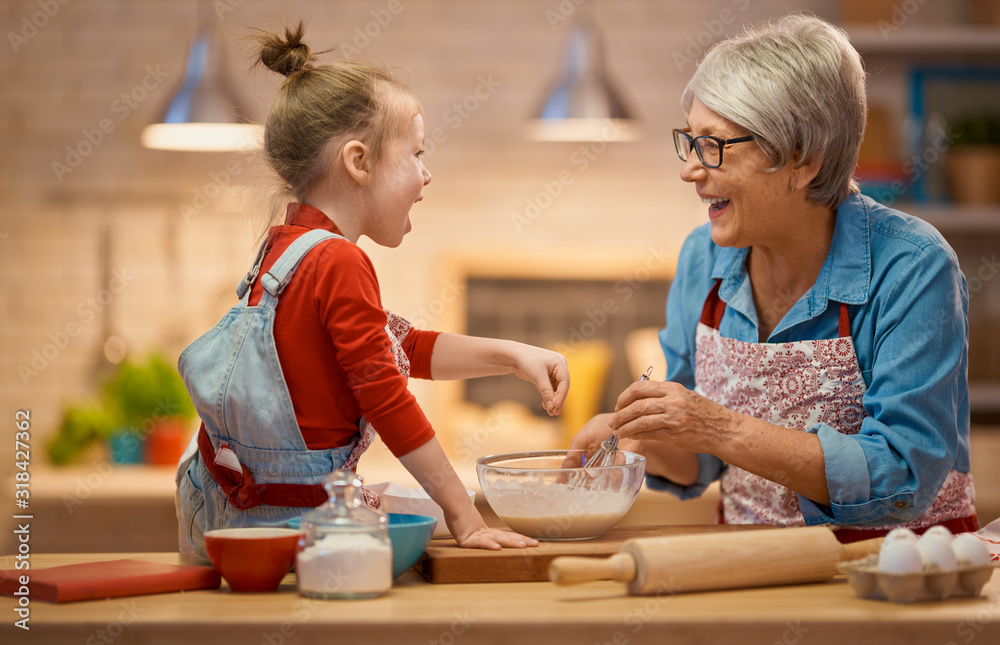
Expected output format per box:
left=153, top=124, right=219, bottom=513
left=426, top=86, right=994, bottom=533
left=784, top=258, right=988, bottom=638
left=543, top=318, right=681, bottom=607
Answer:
left=175, top=229, right=373, bottom=557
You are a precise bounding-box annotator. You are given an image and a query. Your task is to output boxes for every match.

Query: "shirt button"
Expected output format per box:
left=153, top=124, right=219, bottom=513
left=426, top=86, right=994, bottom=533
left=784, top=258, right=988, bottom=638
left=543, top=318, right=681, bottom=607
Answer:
left=895, top=501, right=907, bottom=509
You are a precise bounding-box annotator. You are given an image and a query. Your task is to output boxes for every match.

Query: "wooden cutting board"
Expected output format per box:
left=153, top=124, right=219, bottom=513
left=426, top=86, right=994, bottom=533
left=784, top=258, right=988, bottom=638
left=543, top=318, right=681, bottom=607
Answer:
left=417, top=524, right=766, bottom=583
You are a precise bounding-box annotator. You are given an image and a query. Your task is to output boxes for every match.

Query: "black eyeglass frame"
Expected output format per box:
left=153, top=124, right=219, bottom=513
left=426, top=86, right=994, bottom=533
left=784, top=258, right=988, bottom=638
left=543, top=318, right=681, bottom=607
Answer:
left=673, top=128, right=756, bottom=168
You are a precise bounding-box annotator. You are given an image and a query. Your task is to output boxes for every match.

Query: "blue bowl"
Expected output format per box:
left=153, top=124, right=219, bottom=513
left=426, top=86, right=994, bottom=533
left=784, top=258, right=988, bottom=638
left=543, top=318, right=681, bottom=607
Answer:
left=386, top=513, right=437, bottom=578
left=287, top=513, right=436, bottom=579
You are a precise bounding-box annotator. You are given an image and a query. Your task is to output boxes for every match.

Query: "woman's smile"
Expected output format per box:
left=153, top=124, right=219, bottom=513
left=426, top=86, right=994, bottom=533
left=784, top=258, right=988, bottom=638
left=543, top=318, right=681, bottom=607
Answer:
left=701, top=194, right=731, bottom=220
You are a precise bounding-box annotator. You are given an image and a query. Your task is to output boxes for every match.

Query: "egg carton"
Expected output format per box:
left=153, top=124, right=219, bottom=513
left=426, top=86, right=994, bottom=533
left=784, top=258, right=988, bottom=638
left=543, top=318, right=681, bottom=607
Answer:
left=841, top=555, right=998, bottom=603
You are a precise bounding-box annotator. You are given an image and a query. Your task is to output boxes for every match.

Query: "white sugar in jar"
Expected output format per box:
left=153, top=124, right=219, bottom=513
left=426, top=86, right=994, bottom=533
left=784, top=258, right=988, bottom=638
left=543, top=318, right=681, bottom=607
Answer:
left=295, top=470, right=392, bottom=599
left=297, top=532, right=391, bottom=598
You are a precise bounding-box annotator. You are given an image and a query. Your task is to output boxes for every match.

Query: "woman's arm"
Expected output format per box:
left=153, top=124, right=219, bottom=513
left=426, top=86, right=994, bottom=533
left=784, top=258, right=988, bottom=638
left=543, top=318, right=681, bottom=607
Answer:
left=429, top=332, right=570, bottom=416
left=805, top=239, right=969, bottom=526
left=611, top=381, right=831, bottom=504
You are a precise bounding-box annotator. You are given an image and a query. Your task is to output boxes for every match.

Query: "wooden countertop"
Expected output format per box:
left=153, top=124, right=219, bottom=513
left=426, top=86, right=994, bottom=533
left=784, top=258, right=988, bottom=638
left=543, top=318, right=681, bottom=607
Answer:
left=3, top=547, right=998, bottom=645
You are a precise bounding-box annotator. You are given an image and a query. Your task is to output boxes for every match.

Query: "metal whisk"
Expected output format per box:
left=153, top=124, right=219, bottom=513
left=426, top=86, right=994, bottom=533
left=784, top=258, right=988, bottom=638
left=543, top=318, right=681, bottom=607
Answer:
left=586, top=366, right=654, bottom=469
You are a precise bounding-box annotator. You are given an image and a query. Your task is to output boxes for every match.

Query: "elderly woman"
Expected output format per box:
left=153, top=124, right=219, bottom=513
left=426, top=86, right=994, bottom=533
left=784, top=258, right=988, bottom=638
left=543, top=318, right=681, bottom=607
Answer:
left=572, top=14, right=978, bottom=541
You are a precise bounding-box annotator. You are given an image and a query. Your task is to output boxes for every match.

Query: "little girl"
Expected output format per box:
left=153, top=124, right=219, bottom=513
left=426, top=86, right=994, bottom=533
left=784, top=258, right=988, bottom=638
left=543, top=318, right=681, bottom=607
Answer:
left=174, top=23, right=569, bottom=555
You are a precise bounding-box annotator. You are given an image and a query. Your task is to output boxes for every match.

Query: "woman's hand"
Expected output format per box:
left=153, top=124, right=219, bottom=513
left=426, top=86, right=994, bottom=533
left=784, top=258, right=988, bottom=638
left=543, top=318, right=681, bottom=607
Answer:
left=609, top=381, right=829, bottom=502
left=563, top=413, right=615, bottom=467
left=509, top=344, right=570, bottom=416
left=610, top=380, right=737, bottom=454
left=565, top=411, right=700, bottom=485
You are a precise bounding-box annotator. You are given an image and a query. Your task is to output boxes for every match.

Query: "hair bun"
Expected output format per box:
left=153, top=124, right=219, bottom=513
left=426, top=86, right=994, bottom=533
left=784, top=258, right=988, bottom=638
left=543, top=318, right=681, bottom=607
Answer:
left=256, top=22, right=314, bottom=77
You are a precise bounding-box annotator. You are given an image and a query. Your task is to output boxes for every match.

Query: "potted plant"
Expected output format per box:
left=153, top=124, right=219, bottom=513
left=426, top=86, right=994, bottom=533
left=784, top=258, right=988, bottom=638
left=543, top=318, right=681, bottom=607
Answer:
left=46, top=404, right=118, bottom=465
left=946, top=112, right=1000, bottom=205
left=48, top=354, right=196, bottom=466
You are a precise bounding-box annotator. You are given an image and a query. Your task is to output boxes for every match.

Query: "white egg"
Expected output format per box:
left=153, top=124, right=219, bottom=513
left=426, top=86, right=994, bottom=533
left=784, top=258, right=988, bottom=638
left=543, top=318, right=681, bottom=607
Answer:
left=952, top=533, right=991, bottom=567
left=923, top=525, right=954, bottom=541
left=916, top=533, right=959, bottom=571
left=878, top=540, right=924, bottom=574
left=881, top=528, right=918, bottom=553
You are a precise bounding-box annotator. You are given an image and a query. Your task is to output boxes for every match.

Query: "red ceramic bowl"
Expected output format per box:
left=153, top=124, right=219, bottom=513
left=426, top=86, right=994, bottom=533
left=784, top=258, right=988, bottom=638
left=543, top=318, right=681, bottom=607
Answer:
left=203, top=527, right=304, bottom=592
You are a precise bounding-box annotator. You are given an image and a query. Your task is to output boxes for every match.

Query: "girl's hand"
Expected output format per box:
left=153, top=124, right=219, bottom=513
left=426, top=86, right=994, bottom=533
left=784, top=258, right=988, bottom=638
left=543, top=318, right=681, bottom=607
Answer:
left=399, top=438, right=538, bottom=551
left=441, top=484, right=538, bottom=550
left=450, top=522, right=539, bottom=550
left=510, top=345, right=570, bottom=416
left=428, top=335, right=568, bottom=415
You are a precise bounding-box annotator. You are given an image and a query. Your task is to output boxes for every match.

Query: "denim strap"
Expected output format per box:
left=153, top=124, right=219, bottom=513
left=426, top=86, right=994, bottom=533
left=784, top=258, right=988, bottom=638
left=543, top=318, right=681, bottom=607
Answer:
left=257, top=229, right=346, bottom=308
left=236, top=239, right=270, bottom=303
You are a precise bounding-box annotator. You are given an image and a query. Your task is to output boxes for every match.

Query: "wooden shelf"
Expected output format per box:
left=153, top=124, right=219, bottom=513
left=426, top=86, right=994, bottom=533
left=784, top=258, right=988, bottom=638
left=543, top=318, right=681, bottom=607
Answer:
left=970, top=381, right=1000, bottom=413
left=847, top=26, right=1000, bottom=56
left=904, top=203, right=1000, bottom=233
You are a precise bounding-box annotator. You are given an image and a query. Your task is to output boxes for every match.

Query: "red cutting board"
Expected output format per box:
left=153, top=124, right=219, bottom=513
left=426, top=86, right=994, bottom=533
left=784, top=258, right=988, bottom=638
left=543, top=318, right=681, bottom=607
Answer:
left=0, top=559, right=221, bottom=602
left=417, top=524, right=765, bottom=583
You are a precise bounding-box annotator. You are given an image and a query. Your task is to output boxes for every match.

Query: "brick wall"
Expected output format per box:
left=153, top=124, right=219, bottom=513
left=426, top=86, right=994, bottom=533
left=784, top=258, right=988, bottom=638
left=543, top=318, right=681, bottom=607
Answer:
left=2, top=0, right=997, bottom=467
left=0, top=0, right=810, bottom=444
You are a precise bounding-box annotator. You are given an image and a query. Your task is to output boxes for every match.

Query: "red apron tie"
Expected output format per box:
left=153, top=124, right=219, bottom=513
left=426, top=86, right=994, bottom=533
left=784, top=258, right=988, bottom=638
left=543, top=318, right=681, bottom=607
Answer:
left=699, top=280, right=851, bottom=337
left=197, top=424, right=328, bottom=510
left=833, top=515, right=981, bottom=543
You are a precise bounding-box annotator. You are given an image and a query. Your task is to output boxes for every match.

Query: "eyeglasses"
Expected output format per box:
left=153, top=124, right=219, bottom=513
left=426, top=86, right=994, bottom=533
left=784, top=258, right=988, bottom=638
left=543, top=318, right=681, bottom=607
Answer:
left=673, top=128, right=755, bottom=168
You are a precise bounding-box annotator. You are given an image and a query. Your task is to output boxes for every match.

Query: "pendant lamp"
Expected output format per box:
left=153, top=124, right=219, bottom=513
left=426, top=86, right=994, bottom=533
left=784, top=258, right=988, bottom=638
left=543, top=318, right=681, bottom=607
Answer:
left=141, top=26, right=261, bottom=152
left=529, top=15, right=639, bottom=142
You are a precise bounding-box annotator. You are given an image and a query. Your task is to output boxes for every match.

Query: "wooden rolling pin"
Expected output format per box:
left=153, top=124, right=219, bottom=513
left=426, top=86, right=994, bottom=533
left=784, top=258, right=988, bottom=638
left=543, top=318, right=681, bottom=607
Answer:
left=548, top=526, right=882, bottom=595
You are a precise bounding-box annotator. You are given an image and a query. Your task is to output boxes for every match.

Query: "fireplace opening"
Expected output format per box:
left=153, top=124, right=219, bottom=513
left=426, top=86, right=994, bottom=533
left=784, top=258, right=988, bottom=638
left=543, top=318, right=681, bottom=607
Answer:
left=463, top=276, right=671, bottom=418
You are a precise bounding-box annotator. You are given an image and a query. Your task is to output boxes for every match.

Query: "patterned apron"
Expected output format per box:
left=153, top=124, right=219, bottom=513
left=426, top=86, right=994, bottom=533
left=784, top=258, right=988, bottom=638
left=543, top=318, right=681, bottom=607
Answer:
left=694, top=281, right=977, bottom=539
left=341, top=311, right=414, bottom=507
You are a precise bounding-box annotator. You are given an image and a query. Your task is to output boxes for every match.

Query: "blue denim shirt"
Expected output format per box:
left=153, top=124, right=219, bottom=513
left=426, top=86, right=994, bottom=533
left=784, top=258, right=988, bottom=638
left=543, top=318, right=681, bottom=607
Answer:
left=648, top=194, right=971, bottom=528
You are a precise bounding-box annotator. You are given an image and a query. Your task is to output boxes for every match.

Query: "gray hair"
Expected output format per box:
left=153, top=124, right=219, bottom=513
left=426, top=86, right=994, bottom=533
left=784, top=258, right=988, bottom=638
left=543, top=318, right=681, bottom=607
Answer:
left=682, top=14, right=866, bottom=210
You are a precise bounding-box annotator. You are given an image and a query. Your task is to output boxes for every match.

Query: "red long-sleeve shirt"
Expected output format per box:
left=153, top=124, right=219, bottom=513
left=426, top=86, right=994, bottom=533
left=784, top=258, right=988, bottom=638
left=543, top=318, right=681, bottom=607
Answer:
left=246, top=203, right=439, bottom=457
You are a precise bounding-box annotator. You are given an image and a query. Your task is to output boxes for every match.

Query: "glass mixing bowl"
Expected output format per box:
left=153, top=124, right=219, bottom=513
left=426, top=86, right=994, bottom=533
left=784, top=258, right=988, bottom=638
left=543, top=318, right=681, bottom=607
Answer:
left=476, top=449, right=646, bottom=541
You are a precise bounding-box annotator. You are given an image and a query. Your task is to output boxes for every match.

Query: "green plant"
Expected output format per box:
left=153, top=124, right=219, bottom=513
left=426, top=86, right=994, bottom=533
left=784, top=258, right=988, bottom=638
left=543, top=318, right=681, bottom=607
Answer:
left=47, top=354, right=196, bottom=465
left=46, top=404, right=116, bottom=465
left=102, top=354, right=196, bottom=433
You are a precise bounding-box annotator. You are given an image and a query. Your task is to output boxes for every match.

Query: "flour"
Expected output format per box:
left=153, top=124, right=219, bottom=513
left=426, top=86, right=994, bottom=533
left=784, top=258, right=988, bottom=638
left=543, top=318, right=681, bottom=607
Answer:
left=486, top=480, right=632, bottom=539
left=487, top=480, right=629, bottom=516
left=296, top=532, right=392, bottom=598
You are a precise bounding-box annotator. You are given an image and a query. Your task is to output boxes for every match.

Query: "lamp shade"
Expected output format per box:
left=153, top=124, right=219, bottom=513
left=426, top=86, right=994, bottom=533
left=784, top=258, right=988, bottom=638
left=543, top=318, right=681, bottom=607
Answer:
left=529, top=17, right=639, bottom=142
left=141, top=30, right=261, bottom=152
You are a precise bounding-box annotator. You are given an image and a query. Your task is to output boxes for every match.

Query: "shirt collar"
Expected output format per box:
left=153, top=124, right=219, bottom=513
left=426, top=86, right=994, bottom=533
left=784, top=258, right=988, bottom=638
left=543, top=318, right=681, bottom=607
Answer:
left=709, top=193, right=873, bottom=314
left=282, top=202, right=346, bottom=236
left=822, top=193, right=872, bottom=306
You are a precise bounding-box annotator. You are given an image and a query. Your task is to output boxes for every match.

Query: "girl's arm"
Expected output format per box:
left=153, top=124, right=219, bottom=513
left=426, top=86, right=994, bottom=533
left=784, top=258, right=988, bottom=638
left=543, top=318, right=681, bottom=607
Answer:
left=429, top=333, right=570, bottom=416
left=398, top=437, right=539, bottom=549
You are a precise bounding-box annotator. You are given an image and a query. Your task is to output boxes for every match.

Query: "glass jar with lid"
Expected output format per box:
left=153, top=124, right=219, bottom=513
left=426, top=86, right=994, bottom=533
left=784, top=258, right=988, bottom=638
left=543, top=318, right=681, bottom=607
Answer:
left=295, top=469, right=392, bottom=599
